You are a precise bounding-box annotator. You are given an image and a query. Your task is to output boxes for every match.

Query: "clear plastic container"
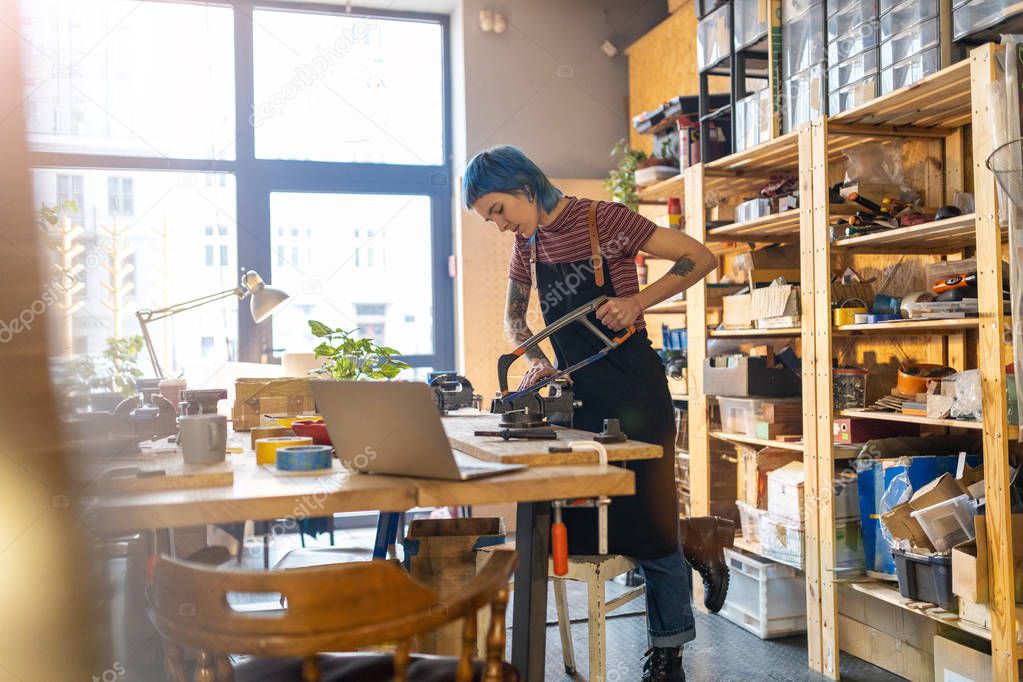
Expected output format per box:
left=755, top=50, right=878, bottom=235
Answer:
left=717, top=397, right=803, bottom=437
left=829, top=74, right=877, bottom=115
left=783, top=0, right=823, bottom=22
left=880, top=16, right=940, bottom=68
left=698, top=3, right=731, bottom=72
left=783, top=3, right=826, bottom=77
left=954, top=0, right=1023, bottom=40
left=758, top=513, right=805, bottom=569
left=720, top=547, right=808, bottom=639
left=736, top=499, right=765, bottom=544
left=880, top=47, right=941, bottom=95
left=910, top=494, right=977, bottom=552
left=828, top=48, right=879, bottom=92
left=880, top=0, right=939, bottom=41
left=827, top=0, right=877, bottom=41
left=828, top=20, right=878, bottom=64
left=783, top=62, right=826, bottom=133
left=735, top=0, right=769, bottom=48
left=734, top=87, right=772, bottom=152
left=879, top=0, right=898, bottom=13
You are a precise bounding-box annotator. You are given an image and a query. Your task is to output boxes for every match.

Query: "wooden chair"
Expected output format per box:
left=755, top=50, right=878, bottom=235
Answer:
left=147, top=549, right=519, bottom=682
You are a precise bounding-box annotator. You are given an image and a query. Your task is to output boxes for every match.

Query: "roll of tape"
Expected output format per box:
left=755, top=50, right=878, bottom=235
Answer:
left=255, top=436, right=313, bottom=465
left=853, top=313, right=870, bottom=324
left=834, top=307, right=867, bottom=326
left=276, top=444, right=333, bottom=471
left=250, top=426, right=292, bottom=449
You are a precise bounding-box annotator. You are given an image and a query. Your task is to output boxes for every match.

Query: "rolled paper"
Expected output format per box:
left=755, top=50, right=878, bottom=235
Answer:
left=250, top=426, right=291, bottom=449
left=276, top=444, right=333, bottom=471
left=255, top=436, right=313, bottom=465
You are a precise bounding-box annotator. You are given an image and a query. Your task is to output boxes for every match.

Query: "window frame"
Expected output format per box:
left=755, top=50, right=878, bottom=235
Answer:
left=28, top=0, right=455, bottom=372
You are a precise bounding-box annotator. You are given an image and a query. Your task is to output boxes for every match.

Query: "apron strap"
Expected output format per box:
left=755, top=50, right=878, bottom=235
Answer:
left=588, top=200, right=604, bottom=287
left=529, top=237, right=537, bottom=290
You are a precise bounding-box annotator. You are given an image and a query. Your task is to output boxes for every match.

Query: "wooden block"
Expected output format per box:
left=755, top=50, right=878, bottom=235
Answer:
left=754, top=421, right=803, bottom=440
left=722, top=293, right=753, bottom=328
left=101, top=462, right=234, bottom=494
left=761, top=401, right=804, bottom=423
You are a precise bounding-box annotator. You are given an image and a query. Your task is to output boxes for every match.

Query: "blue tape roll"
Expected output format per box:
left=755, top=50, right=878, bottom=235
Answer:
left=276, top=444, right=333, bottom=471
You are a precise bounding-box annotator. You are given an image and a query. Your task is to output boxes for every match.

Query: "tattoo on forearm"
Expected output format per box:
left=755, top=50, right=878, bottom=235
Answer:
left=504, top=280, right=550, bottom=363
left=669, top=256, right=696, bottom=277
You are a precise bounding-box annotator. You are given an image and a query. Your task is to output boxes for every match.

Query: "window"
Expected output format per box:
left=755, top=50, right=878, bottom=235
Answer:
left=108, top=177, right=134, bottom=215
left=356, top=303, right=387, bottom=316
left=24, top=1, right=453, bottom=375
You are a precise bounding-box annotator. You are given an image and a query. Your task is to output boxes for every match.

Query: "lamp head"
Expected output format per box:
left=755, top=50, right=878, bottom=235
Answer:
left=239, top=270, right=289, bottom=323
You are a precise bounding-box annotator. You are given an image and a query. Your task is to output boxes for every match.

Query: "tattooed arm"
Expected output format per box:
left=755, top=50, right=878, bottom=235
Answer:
left=505, top=279, right=558, bottom=389
left=596, top=226, right=717, bottom=330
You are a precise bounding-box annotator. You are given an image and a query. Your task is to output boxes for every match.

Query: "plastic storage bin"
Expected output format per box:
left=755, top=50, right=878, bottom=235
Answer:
left=735, top=0, right=769, bottom=48
left=783, top=3, right=826, bottom=77
left=783, top=62, right=825, bottom=133
left=719, top=547, right=808, bottom=639
left=881, top=16, right=940, bottom=67
left=717, top=397, right=803, bottom=437
left=880, top=0, right=939, bottom=41
left=829, top=74, right=877, bottom=115
left=891, top=548, right=954, bottom=609
left=828, top=0, right=877, bottom=41
left=734, top=87, right=772, bottom=152
left=758, top=513, right=805, bottom=569
left=697, top=0, right=729, bottom=19
left=880, top=47, right=941, bottom=94
left=698, top=3, right=732, bottom=72
left=910, top=493, right=977, bottom=551
left=828, top=21, right=878, bottom=65
left=736, top=499, right=765, bottom=544
left=953, top=0, right=1023, bottom=40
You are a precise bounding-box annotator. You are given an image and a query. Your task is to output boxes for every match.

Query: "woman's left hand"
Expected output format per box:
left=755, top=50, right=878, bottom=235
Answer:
left=596, top=296, right=643, bottom=331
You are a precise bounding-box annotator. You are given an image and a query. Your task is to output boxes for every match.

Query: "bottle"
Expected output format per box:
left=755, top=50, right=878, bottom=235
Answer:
left=636, top=254, right=648, bottom=287
left=667, top=197, right=682, bottom=230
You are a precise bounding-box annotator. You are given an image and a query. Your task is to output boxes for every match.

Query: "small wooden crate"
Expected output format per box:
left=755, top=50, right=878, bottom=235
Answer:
left=231, top=377, right=316, bottom=431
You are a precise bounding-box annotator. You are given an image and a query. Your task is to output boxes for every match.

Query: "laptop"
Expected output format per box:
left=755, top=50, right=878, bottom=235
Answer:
left=311, top=381, right=525, bottom=480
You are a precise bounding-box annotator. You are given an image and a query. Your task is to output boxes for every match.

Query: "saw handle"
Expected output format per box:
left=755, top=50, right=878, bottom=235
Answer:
left=496, top=349, right=525, bottom=394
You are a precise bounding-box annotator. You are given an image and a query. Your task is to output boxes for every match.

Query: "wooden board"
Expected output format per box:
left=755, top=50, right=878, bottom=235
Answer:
left=832, top=318, right=979, bottom=335
left=831, top=214, right=986, bottom=254
left=703, top=130, right=801, bottom=196
left=442, top=414, right=662, bottom=465
left=839, top=408, right=984, bottom=431
left=709, top=430, right=803, bottom=452
left=709, top=326, right=801, bottom=338
left=706, top=209, right=801, bottom=243
left=100, top=461, right=234, bottom=494
left=684, top=164, right=711, bottom=518
left=638, top=174, right=684, bottom=203
left=413, top=464, right=635, bottom=507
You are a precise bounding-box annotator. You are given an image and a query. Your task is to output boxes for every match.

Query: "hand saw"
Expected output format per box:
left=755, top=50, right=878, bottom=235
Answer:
left=496, top=295, right=635, bottom=404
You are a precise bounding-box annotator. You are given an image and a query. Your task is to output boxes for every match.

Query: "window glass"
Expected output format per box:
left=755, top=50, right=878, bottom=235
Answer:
left=21, top=0, right=235, bottom=159
left=253, top=9, right=443, bottom=164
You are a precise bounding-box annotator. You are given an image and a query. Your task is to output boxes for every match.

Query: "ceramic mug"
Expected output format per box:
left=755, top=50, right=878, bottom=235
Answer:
left=179, top=414, right=228, bottom=464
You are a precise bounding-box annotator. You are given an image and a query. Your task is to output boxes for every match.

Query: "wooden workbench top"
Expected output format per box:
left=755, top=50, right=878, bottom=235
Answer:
left=441, top=413, right=663, bottom=465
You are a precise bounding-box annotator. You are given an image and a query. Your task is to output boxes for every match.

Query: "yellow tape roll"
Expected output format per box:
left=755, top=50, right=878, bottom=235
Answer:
left=250, top=426, right=292, bottom=449
left=255, top=436, right=313, bottom=465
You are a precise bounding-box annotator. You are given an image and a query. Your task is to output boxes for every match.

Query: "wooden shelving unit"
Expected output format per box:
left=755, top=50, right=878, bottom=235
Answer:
left=710, top=430, right=803, bottom=452
left=666, top=44, right=1018, bottom=680
left=638, top=174, right=684, bottom=203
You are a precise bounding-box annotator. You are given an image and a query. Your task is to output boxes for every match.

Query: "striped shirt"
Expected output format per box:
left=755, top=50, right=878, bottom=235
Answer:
left=509, top=197, right=657, bottom=329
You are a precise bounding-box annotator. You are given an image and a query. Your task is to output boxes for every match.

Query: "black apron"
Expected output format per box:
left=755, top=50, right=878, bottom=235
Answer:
left=529, top=200, right=680, bottom=560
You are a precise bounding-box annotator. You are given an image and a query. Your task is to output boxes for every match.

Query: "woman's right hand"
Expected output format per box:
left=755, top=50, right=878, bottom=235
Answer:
left=517, top=359, right=559, bottom=391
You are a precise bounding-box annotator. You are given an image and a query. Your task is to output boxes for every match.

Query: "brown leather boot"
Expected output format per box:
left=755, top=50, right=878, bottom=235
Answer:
left=679, top=515, right=735, bottom=613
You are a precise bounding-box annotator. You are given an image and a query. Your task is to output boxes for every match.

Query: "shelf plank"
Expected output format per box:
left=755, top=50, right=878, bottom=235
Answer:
left=833, top=318, right=979, bottom=335
left=646, top=301, right=687, bottom=315
left=670, top=391, right=689, bottom=401
left=733, top=535, right=763, bottom=557
left=709, top=326, right=802, bottom=338
left=831, top=214, right=981, bottom=253
left=706, top=209, right=801, bottom=243
left=710, top=430, right=804, bottom=452
left=638, top=174, right=684, bottom=202
left=829, top=59, right=972, bottom=130
left=703, top=130, right=802, bottom=196
left=847, top=580, right=993, bottom=641
left=839, top=408, right=983, bottom=430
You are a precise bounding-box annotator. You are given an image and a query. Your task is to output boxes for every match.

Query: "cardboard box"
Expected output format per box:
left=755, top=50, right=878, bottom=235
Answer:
left=952, top=540, right=986, bottom=603
left=832, top=417, right=920, bottom=445
left=909, top=473, right=963, bottom=511
left=957, top=596, right=1023, bottom=640
left=933, top=633, right=993, bottom=682
left=767, top=461, right=804, bottom=524
left=838, top=614, right=934, bottom=682
left=232, top=377, right=316, bottom=431
left=837, top=584, right=937, bottom=653
left=722, top=293, right=753, bottom=329
left=881, top=503, right=935, bottom=551
left=751, top=283, right=799, bottom=321
left=736, top=446, right=801, bottom=509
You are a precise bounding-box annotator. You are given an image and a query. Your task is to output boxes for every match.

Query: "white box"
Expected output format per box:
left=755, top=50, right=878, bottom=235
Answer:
left=758, top=512, right=805, bottom=569
left=767, top=461, right=804, bottom=525
left=719, top=547, right=807, bottom=639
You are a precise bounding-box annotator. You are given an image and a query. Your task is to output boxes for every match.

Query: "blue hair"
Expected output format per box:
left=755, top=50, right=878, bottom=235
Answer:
left=462, top=145, right=563, bottom=213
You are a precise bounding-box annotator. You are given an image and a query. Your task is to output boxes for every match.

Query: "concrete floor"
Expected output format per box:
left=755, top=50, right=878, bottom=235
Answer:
left=109, top=524, right=904, bottom=681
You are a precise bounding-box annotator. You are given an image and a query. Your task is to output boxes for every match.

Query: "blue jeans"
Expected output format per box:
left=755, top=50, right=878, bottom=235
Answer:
left=637, top=550, right=697, bottom=648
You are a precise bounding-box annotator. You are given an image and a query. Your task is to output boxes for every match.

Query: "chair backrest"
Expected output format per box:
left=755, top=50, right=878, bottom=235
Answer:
left=148, top=549, right=517, bottom=681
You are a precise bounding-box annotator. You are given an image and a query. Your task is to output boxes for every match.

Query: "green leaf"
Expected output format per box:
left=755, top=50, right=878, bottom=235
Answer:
left=308, top=320, right=333, bottom=337
left=313, top=341, right=338, bottom=358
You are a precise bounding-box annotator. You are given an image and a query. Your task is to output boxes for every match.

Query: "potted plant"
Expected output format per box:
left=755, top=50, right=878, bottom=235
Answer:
left=604, top=139, right=647, bottom=212
left=308, top=321, right=410, bottom=380
left=66, top=335, right=145, bottom=411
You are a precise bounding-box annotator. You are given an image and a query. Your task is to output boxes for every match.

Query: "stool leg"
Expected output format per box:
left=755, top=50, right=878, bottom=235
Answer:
left=373, top=513, right=397, bottom=560
left=587, top=574, right=607, bottom=682
left=552, top=578, right=576, bottom=674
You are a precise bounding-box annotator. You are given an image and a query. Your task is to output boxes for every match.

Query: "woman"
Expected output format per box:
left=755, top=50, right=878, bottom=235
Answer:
left=464, top=146, right=719, bottom=682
